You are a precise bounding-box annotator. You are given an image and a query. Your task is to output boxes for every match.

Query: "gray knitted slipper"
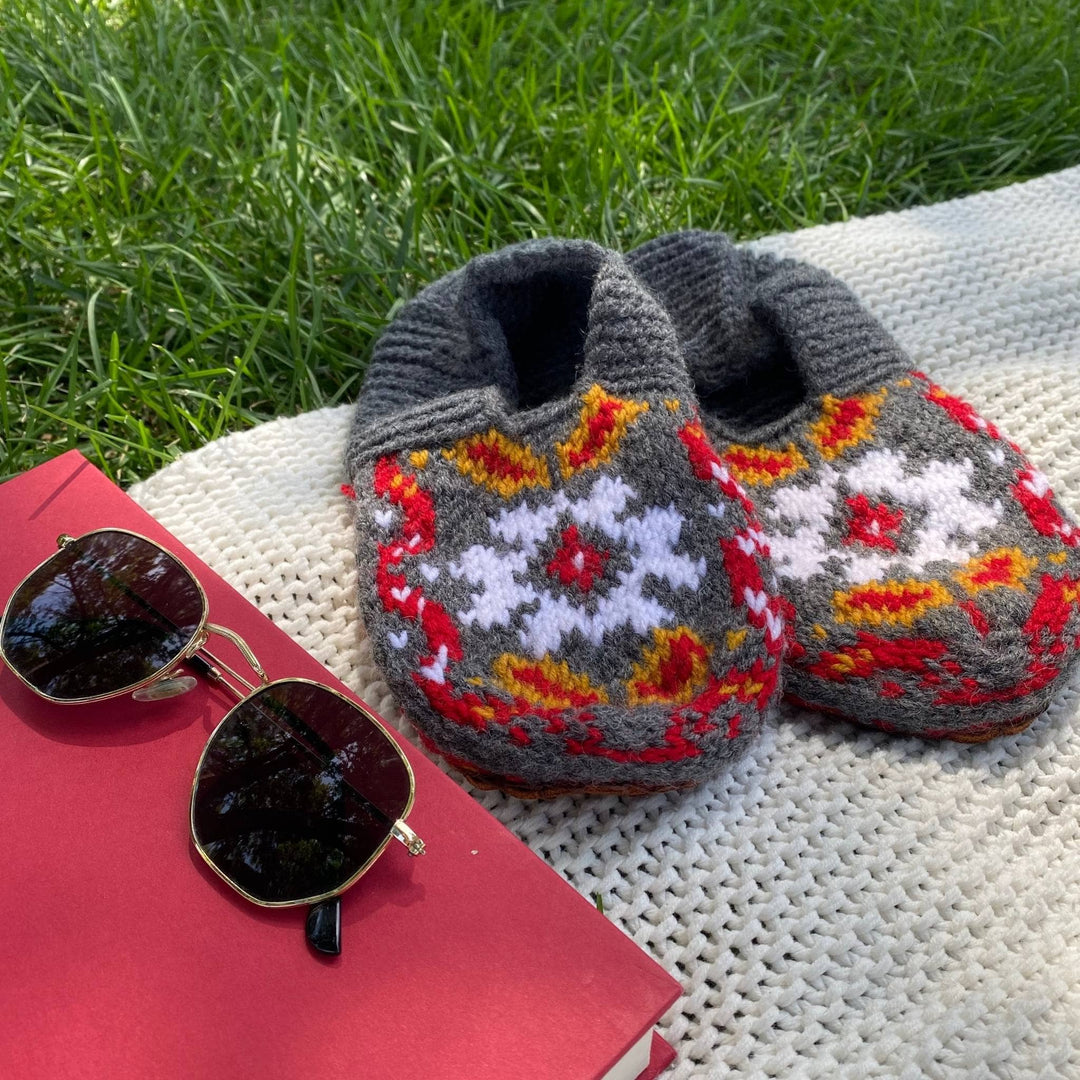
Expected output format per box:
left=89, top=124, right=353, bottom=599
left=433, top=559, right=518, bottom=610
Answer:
left=629, top=230, right=1080, bottom=742
left=345, top=240, right=785, bottom=796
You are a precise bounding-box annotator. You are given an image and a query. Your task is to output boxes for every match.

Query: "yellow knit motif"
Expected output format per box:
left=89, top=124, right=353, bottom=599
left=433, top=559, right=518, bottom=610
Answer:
left=953, top=547, right=1038, bottom=594
left=626, top=626, right=712, bottom=706
left=833, top=578, right=952, bottom=627
left=723, top=442, right=810, bottom=487
left=491, top=654, right=609, bottom=708
left=808, top=388, right=888, bottom=461
left=442, top=430, right=551, bottom=497
left=555, top=384, right=649, bottom=480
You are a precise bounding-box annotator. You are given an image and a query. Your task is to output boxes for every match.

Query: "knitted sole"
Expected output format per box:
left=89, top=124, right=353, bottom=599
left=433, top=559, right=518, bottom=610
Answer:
left=447, top=758, right=702, bottom=799
left=785, top=694, right=1047, bottom=744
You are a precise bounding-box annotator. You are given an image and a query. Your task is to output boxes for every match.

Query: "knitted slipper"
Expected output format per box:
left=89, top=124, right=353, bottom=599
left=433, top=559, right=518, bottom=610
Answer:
left=345, top=239, right=785, bottom=796
left=629, top=230, right=1080, bottom=742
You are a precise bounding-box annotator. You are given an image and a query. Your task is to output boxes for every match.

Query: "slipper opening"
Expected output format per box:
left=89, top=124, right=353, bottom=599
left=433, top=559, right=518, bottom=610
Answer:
left=473, top=267, right=595, bottom=410
left=696, top=331, right=809, bottom=438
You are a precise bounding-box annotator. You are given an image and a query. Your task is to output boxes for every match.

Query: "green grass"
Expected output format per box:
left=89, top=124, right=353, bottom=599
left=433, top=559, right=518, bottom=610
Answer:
left=2, top=0, right=1079, bottom=484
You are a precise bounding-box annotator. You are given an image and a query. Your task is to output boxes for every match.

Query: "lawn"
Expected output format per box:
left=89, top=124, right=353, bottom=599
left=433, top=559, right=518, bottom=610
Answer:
left=2, top=0, right=1078, bottom=484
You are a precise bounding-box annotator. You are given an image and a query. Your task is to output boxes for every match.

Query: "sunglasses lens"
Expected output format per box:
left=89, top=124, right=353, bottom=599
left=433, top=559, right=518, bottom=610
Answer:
left=1, top=531, right=204, bottom=701
left=191, top=682, right=413, bottom=905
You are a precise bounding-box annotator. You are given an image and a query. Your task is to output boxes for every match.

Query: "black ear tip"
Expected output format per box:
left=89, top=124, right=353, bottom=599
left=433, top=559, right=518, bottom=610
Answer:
left=306, top=897, right=342, bottom=956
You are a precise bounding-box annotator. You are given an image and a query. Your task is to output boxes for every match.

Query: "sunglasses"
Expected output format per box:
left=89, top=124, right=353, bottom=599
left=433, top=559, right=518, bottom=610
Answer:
left=0, top=528, right=424, bottom=956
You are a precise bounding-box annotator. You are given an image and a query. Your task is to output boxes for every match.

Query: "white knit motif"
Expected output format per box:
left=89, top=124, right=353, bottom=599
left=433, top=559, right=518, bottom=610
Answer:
left=766, top=449, right=1003, bottom=585
left=131, top=167, right=1080, bottom=1078
left=447, top=474, right=706, bottom=657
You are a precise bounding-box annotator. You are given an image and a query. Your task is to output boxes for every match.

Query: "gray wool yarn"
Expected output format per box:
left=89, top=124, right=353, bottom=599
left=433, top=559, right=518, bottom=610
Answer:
left=346, top=239, right=786, bottom=796
left=628, top=230, right=1080, bottom=741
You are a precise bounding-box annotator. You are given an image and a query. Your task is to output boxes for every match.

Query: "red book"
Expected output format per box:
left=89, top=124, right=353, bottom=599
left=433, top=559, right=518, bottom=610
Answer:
left=0, top=451, right=680, bottom=1080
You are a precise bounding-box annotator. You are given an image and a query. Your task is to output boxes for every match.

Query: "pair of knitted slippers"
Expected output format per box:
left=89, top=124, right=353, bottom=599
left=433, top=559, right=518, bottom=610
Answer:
left=345, top=235, right=1080, bottom=797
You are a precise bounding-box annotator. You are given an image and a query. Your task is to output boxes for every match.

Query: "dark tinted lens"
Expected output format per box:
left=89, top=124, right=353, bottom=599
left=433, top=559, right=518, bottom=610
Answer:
left=191, top=682, right=412, bottom=905
left=1, top=531, right=204, bottom=700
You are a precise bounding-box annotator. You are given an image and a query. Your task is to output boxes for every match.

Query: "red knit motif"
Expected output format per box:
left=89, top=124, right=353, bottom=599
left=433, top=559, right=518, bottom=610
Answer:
left=563, top=395, right=623, bottom=471
left=932, top=661, right=1061, bottom=708
left=840, top=581, right=944, bottom=617
left=959, top=601, right=991, bottom=636
left=720, top=533, right=786, bottom=657
left=678, top=418, right=758, bottom=523
left=1025, top=574, right=1080, bottom=654
left=565, top=658, right=770, bottom=764
left=803, top=569, right=1078, bottom=715
left=373, top=457, right=461, bottom=671
left=922, top=380, right=1002, bottom=440
left=680, top=417, right=786, bottom=659
left=1013, top=466, right=1079, bottom=547
left=373, top=457, right=461, bottom=689
left=627, top=629, right=710, bottom=704
left=546, top=525, right=610, bottom=592
left=813, top=394, right=874, bottom=455
left=806, top=632, right=949, bottom=683
left=843, top=494, right=904, bottom=551
left=464, top=438, right=531, bottom=484
left=373, top=457, right=436, bottom=550
left=930, top=574, right=1079, bottom=707
left=770, top=595, right=801, bottom=661
left=416, top=676, right=562, bottom=737
left=567, top=712, right=707, bottom=764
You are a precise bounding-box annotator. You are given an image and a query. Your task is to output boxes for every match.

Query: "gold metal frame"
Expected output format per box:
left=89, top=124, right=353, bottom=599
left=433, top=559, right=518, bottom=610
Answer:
left=0, top=528, right=212, bottom=705
left=1, top=528, right=424, bottom=916
left=189, top=677, right=420, bottom=909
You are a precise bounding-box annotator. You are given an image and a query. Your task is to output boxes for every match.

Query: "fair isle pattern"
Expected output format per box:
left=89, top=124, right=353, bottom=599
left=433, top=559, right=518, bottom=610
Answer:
left=726, top=370, right=1080, bottom=739
left=364, top=385, right=784, bottom=794
left=449, top=475, right=706, bottom=656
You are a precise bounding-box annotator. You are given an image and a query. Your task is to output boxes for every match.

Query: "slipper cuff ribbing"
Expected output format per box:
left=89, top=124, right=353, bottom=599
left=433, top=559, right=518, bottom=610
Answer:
left=347, top=239, right=694, bottom=469
left=628, top=230, right=908, bottom=438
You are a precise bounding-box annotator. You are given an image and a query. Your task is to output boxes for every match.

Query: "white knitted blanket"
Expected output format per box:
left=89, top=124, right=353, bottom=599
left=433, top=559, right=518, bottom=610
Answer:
left=130, top=168, right=1080, bottom=1079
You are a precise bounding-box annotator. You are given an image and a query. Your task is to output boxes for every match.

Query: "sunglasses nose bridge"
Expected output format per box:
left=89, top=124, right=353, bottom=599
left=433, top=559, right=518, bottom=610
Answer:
left=202, top=623, right=268, bottom=684
left=182, top=623, right=271, bottom=702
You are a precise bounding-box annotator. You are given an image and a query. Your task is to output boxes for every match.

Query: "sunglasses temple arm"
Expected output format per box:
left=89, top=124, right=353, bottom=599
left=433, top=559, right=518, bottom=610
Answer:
left=391, top=820, right=426, bottom=855
left=305, top=898, right=342, bottom=956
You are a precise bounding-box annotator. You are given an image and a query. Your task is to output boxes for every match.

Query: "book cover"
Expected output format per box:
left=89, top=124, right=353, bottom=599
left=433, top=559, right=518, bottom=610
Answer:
left=0, top=450, right=680, bottom=1080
